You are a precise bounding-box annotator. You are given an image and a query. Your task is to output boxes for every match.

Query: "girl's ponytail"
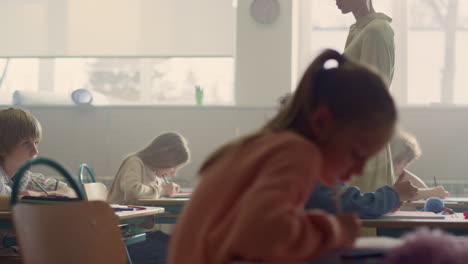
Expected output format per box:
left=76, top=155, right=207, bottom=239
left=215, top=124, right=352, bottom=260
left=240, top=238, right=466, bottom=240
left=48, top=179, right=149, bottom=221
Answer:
left=264, top=49, right=345, bottom=133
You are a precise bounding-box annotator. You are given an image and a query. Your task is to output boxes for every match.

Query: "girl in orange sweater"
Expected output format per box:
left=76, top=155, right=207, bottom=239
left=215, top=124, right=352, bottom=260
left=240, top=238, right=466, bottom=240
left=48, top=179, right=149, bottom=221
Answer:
left=169, top=49, right=397, bottom=264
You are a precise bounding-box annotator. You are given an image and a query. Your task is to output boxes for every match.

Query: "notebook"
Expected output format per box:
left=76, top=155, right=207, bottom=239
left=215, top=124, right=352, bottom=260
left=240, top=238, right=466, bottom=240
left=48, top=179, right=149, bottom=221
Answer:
left=173, top=188, right=193, bottom=198
left=380, top=211, right=445, bottom=219
left=172, top=192, right=192, bottom=198
left=20, top=195, right=80, bottom=204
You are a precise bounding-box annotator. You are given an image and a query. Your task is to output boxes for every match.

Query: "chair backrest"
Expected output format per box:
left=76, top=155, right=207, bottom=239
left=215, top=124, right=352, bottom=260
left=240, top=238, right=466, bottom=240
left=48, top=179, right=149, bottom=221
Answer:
left=83, top=182, right=108, bottom=201
left=13, top=201, right=127, bottom=264
left=78, top=163, right=97, bottom=184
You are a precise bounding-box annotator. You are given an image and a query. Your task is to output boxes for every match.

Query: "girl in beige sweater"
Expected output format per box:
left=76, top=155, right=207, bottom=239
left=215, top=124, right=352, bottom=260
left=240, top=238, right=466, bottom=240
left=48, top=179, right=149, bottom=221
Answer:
left=107, top=132, right=190, bottom=205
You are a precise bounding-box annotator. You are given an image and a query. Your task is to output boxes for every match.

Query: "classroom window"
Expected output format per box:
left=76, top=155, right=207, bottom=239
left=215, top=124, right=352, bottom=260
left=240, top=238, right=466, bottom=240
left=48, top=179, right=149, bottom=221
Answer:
left=304, top=0, right=468, bottom=105
left=0, top=57, right=234, bottom=106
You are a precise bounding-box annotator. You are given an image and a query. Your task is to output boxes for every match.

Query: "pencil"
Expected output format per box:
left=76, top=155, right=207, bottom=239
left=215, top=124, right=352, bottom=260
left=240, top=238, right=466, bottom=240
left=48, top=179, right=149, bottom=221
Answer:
left=334, top=185, right=343, bottom=215
left=162, top=175, right=169, bottom=184
left=31, top=178, right=49, bottom=196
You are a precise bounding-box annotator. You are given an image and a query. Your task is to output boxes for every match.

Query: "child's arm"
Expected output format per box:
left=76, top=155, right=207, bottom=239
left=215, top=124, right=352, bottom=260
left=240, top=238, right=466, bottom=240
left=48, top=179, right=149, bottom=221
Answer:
left=412, top=186, right=449, bottom=200
left=341, top=185, right=401, bottom=219
left=233, top=142, right=360, bottom=260
left=306, top=183, right=400, bottom=219
left=397, top=169, right=428, bottom=188
left=119, top=159, right=164, bottom=200
left=0, top=175, right=13, bottom=195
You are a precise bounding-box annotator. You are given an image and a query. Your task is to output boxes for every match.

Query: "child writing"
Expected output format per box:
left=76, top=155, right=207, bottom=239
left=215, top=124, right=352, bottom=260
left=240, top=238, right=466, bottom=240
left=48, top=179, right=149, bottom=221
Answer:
left=0, top=107, right=72, bottom=258
left=107, top=132, right=190, bottom=205
left=168, top=49, right=398, bottom=264
left=391, top=129, right=448, bottom=199
left=280, top=95, right=418, bottom=219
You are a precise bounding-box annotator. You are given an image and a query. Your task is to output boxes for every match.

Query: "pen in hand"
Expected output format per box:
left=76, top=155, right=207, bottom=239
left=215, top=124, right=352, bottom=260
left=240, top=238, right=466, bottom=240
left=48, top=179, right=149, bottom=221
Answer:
left=31, top=178, right=49, bottom=196
left=433, top=176, right=438, bottom=187
left=334, top=185, right=344, bottom=215
left=162, top=175, right=169, bottom=184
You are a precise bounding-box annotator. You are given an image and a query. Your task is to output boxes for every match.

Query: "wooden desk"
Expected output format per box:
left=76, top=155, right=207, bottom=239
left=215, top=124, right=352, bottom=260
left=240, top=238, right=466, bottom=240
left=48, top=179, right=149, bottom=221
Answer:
left=0, top=206, right=165, bottom=247
left=115, top=206, right=164, bottom=224
left=137, top=197, right=189, bottom=224
left=406, top=197, right=468, bottom=212
left=0, top=205, right=164, bottom=224
left=362, top=213, right=468, bottom=237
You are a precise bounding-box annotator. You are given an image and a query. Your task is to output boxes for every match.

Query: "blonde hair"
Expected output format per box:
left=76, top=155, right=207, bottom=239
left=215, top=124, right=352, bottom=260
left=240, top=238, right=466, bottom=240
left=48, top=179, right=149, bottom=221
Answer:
left=200, top=49, right=397, bottom=172
left=136, top=132, right=190, bottom=170
left=0, top=108, right=42, bottom=164
left=391, top=129, right=421, bottom=165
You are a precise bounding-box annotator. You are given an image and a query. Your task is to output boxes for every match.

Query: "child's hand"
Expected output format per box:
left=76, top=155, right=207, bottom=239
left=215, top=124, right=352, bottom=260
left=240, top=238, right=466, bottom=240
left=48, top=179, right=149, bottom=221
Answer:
left=432, top=186, right=449, bottom=198
left=393, top=180, right=418, bottom=201
left=162, top=182, right=180, bottom=197
left=335, top=213, right=361, bottom=248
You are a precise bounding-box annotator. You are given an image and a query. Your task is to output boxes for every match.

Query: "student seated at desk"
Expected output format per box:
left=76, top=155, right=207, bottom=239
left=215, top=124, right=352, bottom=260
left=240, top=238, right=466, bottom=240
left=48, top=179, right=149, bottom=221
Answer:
left=0, top=108, right=73, bottom=197
left=279, top=97, right=418, bottom=219
left=0, top=108, right=73, bottom=259
left=107, top=132, right=189, bottom=264
left=391, top=129, right=448, bottom=199
left=305, top=180, right=417, bottom=219
left=169, top=50, right=397, bottom=264
left=107, top=131, right=190, bottom=204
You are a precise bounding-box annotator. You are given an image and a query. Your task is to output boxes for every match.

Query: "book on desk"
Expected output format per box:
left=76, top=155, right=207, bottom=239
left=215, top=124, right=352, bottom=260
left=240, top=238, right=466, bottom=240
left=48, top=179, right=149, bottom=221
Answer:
left=20, top=195, right=80, bottom=204
left=381, top=211, right=445, bottom=219
left=172, top=192, right=192, bottom=198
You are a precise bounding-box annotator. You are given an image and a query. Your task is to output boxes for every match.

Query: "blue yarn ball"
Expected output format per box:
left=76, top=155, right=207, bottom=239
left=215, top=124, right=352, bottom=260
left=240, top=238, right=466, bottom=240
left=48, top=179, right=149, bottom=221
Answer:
left=423, top=197, right=444, bottom=213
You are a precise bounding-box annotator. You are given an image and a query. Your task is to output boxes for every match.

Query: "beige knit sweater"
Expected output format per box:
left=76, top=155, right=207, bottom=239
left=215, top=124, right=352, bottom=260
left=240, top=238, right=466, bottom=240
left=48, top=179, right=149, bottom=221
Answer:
left=107, top=155, right=166, bottom=205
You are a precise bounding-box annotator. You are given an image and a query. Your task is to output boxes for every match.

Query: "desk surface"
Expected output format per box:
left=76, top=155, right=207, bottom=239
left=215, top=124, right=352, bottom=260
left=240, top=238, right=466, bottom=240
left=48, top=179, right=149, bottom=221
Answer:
left=407, top=197, right=468, bottom=209
left=362, top=213, right=468, bottom=229
left=115, top=206, right=165, bottom=220
left=137, top=197, right=189, bottom=206
left=0, top=206, right=164, bottom=221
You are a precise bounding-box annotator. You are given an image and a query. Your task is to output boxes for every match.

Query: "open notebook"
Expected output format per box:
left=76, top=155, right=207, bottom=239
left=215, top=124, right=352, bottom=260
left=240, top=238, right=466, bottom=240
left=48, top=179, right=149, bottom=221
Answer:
left=380, top=211, right=445, bottom=219
left=172, top=188, right=193, bottom=198
left=173, top=192, right=192, bottom=198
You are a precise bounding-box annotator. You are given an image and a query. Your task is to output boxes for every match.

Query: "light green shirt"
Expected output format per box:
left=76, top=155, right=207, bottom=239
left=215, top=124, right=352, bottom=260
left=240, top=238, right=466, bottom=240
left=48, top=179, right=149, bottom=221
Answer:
left=344, top=12, right=395, bottom=85
left=344, top=13, right=396, bottom=193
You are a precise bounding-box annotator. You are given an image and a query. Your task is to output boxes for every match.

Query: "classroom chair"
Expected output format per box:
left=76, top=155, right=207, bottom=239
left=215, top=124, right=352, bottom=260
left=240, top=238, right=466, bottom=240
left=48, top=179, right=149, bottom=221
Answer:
left=10, top=157, right=128, bottom=264
left=77, top=162, right=149, bottom=255
left=78, top=163, right=108, bottom=201
left=76, top=163, right=147, bottom=250
left=78, top=163, right=97, bottom=184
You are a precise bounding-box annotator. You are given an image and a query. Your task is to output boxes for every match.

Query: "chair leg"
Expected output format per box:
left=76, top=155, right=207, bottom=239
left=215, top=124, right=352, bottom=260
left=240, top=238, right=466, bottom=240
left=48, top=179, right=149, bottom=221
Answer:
left=125, top=246, right=133, bottom=264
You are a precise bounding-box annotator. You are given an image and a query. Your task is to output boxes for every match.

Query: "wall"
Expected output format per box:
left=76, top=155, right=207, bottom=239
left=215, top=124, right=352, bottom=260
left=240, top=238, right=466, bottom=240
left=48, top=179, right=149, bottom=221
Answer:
left=18, top=106, right=468, bottom=188
left=400, top=107, right=468, bottom=183
left=25, top=106, right=275, bottom=187
left=235, top=0, right=294, bottom=106
left=2, top=0, right=467, bottom=188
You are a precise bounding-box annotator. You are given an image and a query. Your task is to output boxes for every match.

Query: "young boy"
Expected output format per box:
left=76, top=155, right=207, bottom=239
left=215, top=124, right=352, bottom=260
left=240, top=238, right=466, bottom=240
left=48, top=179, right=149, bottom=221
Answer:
left=0, top=108, right=71, bottom=197
left=0, top=107, right=73, bottom=259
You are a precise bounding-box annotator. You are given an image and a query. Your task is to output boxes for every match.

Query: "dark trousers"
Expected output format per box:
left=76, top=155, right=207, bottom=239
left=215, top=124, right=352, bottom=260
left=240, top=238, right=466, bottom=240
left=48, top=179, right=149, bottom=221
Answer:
left=127, top=231, right=170, bottom=264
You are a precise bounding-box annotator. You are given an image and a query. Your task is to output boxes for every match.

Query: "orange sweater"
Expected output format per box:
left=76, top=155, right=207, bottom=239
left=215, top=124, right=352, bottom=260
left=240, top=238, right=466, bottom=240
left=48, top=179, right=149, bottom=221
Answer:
left=168, top=132, right=345, bottom=264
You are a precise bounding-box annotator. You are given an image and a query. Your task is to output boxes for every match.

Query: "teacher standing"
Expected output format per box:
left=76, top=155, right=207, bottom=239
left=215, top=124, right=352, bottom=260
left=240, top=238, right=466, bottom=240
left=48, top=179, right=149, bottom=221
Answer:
left=337, top=0, right=396, bottom=193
